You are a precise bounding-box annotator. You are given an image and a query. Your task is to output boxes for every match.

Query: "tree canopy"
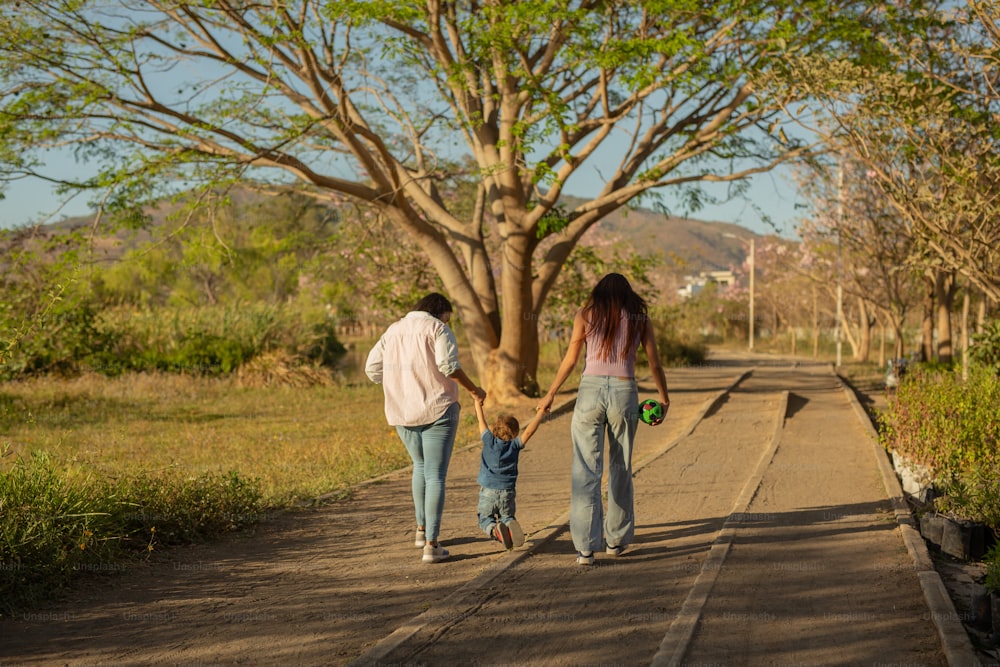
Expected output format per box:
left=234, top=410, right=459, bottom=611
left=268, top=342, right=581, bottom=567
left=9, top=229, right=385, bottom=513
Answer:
left=0, top=0, right=912, bottom=398
left=790, top=0, right=1000, bottom=304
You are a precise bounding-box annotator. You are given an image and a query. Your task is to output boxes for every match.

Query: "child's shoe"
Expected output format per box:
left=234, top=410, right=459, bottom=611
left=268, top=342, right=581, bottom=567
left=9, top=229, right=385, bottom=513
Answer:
left=492, top=523, right=513, bottom=549
left=576, top=551, right=594, bottom=565
left=505, top=519, right=525, bottom=548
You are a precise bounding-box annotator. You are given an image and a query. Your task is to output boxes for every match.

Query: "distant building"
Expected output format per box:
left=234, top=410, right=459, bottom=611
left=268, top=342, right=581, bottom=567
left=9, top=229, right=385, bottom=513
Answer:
left=677, top=270, right=737, bottom=299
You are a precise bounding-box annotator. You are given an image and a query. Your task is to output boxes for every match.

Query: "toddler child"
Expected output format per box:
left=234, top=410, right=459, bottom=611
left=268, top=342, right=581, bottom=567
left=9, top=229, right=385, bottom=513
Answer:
left=474, top=397, right=544, bottom=549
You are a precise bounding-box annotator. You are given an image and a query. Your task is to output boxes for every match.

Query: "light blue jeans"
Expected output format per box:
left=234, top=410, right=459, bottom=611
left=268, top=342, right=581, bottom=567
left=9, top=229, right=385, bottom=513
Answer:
left=570, top=375, right=638, bottom=554
left=396, top=402, right=460, bottom=543
left=477, top=486, right=517, bottom=534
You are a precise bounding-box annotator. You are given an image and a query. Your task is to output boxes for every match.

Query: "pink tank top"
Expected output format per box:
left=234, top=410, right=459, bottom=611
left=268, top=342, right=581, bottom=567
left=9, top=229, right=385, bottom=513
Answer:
left=583, top=312, right=641, bottom=378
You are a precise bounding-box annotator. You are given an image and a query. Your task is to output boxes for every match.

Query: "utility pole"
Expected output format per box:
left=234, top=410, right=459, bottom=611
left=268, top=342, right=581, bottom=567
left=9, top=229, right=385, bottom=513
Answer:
left=749, top=237, right=755, bottom=351
left=836, top=161, right=844, bottom=368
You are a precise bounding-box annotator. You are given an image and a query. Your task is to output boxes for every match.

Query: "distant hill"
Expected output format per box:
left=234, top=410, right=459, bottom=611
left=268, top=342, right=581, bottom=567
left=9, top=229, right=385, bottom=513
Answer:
left=16, top=189, right=765, bottom=279
left=587, top=205, right=758, bottom=275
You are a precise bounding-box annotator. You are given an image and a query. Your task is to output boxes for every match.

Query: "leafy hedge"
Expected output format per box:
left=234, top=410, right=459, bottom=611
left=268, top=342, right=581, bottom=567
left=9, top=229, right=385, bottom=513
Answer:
left=878, top=364, right=1000, bottom=530
left=1, top=303, right=345, bottom=381
left=0, top=450, right=264, bottom=615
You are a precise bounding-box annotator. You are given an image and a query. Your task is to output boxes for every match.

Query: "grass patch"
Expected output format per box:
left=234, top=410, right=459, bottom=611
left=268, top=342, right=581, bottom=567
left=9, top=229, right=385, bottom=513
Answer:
left=0, top=448, right=263, bottom=615
left=0, top=370, right=483, bottom=506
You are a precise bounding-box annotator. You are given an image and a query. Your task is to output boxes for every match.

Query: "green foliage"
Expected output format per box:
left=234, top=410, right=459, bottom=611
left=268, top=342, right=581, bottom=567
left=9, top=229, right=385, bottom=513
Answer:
left=0, top=447, right=263, bottom=615
left=970, top=319, right=1000, bottom=371
left=985, top=542, right=1000, bottom=593
left=0, top=229, right=113, bottom=379
left=542, top=241, right=661, bottom=334
left=89, top=304, right=344, bottom=377
left=653, top=283, right=748, bottom=346
left=935, top=463, right=1000, bottom=536
left=654, top=336, right=709, bottom=368
left=0, top=199, right=353, bottom=380
left=878, top=364, right=1000, bottom=473
left=878, top=364, right=1000, bottom=530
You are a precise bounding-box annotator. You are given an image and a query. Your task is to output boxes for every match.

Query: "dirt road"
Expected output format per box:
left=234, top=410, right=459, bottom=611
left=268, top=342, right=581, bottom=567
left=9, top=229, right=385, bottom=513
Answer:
left=0, top=353, right=976, bottom=665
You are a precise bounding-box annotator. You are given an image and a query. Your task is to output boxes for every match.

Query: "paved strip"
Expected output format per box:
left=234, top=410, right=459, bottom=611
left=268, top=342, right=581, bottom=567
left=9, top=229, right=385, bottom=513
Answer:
left=650, top=388, right=787, bottom=667
left=346, top=371, right=749, bottom=666
left=679, top=363, right=948, bottom=666
left=839, top=370, right=980, bottom=666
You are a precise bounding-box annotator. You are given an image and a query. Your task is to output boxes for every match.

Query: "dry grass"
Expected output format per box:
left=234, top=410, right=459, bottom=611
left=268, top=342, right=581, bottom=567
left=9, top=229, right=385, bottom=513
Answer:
left=0, top=369, right=482, bottom=507
left=0, top=338, right=574, bottom=507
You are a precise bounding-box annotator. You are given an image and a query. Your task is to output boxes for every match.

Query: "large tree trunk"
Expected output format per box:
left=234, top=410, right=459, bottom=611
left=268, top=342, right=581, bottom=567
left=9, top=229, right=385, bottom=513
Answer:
left=483, top=231, right=542, bottom=405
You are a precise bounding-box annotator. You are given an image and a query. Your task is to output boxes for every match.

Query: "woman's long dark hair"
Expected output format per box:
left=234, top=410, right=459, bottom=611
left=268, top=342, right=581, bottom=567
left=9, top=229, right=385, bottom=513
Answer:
left=583, top=273, right=648, bottom=362
left=414, top=292, right=453, bottom=319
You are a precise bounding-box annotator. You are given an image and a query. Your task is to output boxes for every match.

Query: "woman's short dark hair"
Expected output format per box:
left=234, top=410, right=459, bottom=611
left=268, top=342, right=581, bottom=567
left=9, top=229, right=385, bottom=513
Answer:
left=414, top=292, right=453, bottom=319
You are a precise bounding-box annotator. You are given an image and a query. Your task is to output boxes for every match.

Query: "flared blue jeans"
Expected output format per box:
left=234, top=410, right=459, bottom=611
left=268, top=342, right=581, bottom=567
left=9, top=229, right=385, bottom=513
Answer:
left=570, top=375, right=638, bottom=554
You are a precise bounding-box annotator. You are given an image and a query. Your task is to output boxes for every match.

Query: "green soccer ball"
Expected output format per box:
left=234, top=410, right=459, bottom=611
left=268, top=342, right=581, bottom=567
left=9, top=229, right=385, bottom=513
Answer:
left=639, top=398, right=664, bottom=425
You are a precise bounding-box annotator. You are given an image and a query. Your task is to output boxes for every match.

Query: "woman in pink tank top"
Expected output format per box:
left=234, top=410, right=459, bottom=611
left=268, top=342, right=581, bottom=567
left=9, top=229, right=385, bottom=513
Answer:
left=537, top=273, right=670, bottom=565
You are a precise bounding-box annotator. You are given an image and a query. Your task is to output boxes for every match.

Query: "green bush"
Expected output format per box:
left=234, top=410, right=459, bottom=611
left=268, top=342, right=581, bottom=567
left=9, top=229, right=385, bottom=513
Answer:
left=87, top=304, right=344, bottom=377
left=0, top=448, right=264, bottom=615
left=655, top=336, right=708, bottom=367
left=878, top=364, right=1000, bottom=530
left=0, top=296, right=113, bottom=381
left=985, top=543, right=1000, bottom=593
left=970, top=319, right=1000, bottom=372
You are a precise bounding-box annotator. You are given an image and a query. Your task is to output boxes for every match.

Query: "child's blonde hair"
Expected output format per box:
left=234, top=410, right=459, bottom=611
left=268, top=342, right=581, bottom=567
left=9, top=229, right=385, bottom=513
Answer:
left=491, top=413, right=520, bottom=441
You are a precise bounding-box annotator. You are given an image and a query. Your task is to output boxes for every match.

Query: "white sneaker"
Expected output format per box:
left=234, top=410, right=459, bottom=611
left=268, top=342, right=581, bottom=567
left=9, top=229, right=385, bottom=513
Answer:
left=414, top=529, right=426, bottom=547
left=422, top=544, right=450, bottom=563
left=576, top=551, right=594, bottom=565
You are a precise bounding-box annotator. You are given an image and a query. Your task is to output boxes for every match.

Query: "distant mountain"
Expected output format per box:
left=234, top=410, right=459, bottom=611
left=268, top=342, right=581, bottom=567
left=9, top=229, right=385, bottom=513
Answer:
left=14, top=189, right=765, bottom=278
left=577, top=201, right=759, bottom=275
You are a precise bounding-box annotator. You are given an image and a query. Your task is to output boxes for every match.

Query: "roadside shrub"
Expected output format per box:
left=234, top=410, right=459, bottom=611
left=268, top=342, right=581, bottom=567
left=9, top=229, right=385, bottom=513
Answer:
left=970, top=319, right=1000, bottom=372
left=90, top=304, right=345, bottom=377
left=655, top=336, right=709, bottom=367
left=878, top=364, right=1000, bottom=530
left=236, top=349, right=338, bottom=388
left=935, top=463, right=1000, bottom=533
left=985, top=543, right=1000, bottom=593
left=0, top=448, right=264, bottom=615
left=0, top=295, right=112, bottom=381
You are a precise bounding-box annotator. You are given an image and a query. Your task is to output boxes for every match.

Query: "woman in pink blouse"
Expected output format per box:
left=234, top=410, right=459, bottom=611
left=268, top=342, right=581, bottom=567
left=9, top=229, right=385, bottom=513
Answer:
left=366, top=293, right=486, bottom=563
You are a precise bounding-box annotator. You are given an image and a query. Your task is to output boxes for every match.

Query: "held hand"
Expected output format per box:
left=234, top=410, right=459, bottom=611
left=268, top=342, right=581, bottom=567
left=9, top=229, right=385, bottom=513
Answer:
left=536, top=394, right=554, bottom=414
left=472, top=386, right=487, bottom=403
left=650, top=398, right=670, bottom=426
